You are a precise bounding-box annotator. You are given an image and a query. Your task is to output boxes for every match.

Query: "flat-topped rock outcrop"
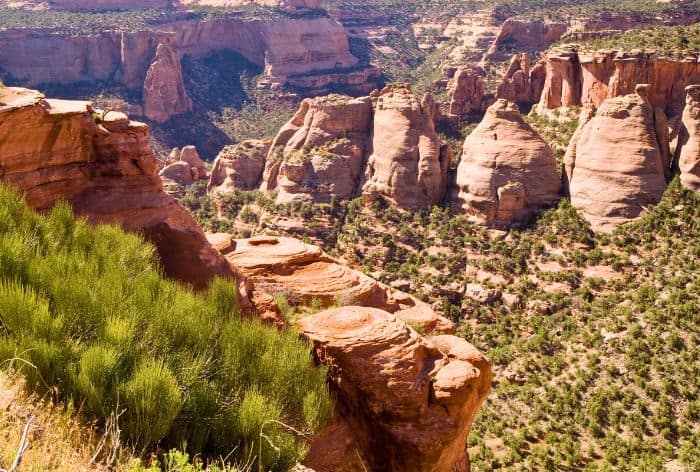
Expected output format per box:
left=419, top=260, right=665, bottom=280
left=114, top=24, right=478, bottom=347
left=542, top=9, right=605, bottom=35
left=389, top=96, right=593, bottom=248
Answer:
left=219, top=235, right=455, bottom=334
left=208, top=139, right=271, bottom=193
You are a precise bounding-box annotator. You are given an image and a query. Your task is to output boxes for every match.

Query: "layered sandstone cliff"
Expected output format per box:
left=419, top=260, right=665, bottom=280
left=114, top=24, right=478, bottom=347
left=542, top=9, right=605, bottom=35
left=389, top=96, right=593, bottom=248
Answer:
left=0, top=87, right=237, bottom=291
left=363, top=85, right=450, bottom=208
left=452, top=99, right=561, bottom=226
left=537, top=47, right=700, bottom=117
left=301, top=307, right=491, bottom=471
left=260, top=95, right=373, bottom=203
left=564, top=86, right=669, bottom=231
left=678, top=85, right=700, bottom=192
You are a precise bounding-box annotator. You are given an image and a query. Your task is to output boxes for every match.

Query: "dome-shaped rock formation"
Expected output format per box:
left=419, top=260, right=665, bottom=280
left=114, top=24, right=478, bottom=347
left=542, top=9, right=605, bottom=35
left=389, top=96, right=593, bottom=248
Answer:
left=452, top=99, right=562, bottom=226
left=160, top=145, right=207, bottom=186
left=564, top=85, right=669, bottom=231
left=260, top=95, right=372, bottom=203
left=678, top=85, right=700, bottom=192
left=300, top=307, right=491, bottom=472
left=363, top=85, right=450, bottom=208
left=208, top=139, right=271, bottom=193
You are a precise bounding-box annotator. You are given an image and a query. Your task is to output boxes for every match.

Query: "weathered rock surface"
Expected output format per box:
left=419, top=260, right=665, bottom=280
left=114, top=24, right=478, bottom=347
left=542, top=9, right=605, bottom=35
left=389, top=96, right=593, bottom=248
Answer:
left=363, top=85, right=449, bottom=208
left=447, top=67, right=485, bottom=118
left=300, top=307, right=491, bottom=471
left=260, top=95, right=372, bottom=203
left=159, top=145, right=207, bottom=186
left=496, top=53, right=545, bottom=105
left=564, top=86, right=669, bottom=231
left=537, top=47, right=700, bottom=117
left=33, top=0, right=169, bottom=10
left=0, top=87, right=238, bottom=292
left=208, top=139, right=271, bottom=193
left=678, top=85, right=700, bottom=192
left=492, top=19, right=568, bottom=52
left=452, top=99, right=561, bottom=226
left=142, top=43, right=193, bottom=124
left=222, top=236, right=455, bottom=334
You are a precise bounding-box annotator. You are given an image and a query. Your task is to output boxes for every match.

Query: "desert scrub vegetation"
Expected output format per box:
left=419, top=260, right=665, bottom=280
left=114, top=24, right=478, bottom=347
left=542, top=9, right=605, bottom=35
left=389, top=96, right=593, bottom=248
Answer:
left=0, top=185, right=331, bottom=470
left=575, top=24, right=700, bottom=58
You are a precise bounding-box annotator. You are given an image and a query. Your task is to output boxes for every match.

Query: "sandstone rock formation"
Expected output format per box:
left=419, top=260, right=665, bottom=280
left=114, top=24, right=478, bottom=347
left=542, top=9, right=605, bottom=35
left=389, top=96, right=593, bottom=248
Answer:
left=221, top=236, right=455, bottom=335
left=39, top=0, right=169, bottom=10
left=496, top=53, right=546, bottom=105
left=678, top=85, right=700, bottom=192
left=363, top=85, right=450, bottom=208
left=492, top=19, right=568, bottom=52
left=564, top=86, right=669, bottom=231
left=208, top=139, right=271, bottom=193
left=142, top=43, right=193, bottom=124
left=447, top=67, right=485, bottom=118
left=160, top=146, right=207, bottom=186
left=0, top=87, right=238, bottom=292
left=260, top=95, right=373, bottom=203
left=537, top=47, right=700, bottom=117
left=300, top=307, right=491, bottom=471
left=452, top=99, right=561, bottom=226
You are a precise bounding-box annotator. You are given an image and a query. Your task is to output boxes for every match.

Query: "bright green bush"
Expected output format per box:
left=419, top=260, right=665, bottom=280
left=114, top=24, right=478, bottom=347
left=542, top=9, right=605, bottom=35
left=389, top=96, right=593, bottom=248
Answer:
left=0, top=185, right=332, bottom=471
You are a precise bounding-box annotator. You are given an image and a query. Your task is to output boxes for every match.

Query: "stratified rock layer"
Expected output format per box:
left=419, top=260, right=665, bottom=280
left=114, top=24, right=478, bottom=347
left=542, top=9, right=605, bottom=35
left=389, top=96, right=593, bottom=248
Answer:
left=363, top=85, right=449, bottom=208
left=0, top=87, right=236, bottom=291
left=678, top=85, right=700, bottom=192
left=209, top=139, right=271, bottom=193
left=452, top=99, right=561, bottom=226
left=222, top=236, right=455, bottom=335
left=564, top=86, right=669, bottom=231
left=300, top=307, right=491, bottom=471
left=260, top=95, right=372, bottom=203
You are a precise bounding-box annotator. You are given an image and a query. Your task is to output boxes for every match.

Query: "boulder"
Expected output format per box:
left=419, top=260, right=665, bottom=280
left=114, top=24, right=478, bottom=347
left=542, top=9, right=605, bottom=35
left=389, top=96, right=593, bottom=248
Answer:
left=452, top=99, right=561, bottom=226
left=208, top=139, right=271, bottom=193
left=564, top=85, right=669, bottom=231
left=363, top=84, right=450, bottom=209
left=159, top=146, right=207, bottom=185
left=142, top=43, right=192, bottom=124
left=678, top=85, right=700, bottom=192
left=300, top=307, right=491, bottom=472
left=222, top=236, right=455, bottom=334
left=260, top=95, right=372, bottom=203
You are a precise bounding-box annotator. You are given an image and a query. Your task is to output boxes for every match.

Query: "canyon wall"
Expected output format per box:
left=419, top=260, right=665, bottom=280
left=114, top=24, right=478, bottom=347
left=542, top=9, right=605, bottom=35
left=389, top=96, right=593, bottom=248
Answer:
left=537, top=47, right=700, bottom=117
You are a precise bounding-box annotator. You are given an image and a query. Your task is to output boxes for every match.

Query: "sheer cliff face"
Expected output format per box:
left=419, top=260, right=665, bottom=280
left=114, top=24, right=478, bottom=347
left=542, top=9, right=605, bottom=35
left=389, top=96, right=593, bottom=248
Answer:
left=537, top=48, right=700, bottom=117
left=678, top=85, right=700, bottom=192
left=0, top=87, right=238, bottom=291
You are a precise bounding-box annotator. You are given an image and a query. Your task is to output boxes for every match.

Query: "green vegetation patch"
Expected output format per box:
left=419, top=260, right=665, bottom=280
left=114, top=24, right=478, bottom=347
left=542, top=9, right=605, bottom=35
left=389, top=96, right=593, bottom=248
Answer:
left=0, top=185, right=331, bottom=471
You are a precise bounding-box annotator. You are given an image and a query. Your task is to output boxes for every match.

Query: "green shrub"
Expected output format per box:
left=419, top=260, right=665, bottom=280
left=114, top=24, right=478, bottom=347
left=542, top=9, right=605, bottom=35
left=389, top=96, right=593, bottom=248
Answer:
left=0, top=185, right=331, bottom=470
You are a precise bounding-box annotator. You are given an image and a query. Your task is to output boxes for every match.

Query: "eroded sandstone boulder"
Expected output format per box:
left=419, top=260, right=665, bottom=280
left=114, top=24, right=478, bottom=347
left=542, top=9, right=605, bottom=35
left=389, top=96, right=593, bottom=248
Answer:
left=300, top=307, right=491, bottom=471
left=363, top=85, right=449, bottom=208
left=209, top=139, right=271, bottom=193
left=160, top=145, right=207, bottom=186
left=142, top=43, right=192, bottom=124
left=260, top=95, right=372, bottom=203
left=452, top=99, right=561, bottom=226
left=564, top=85, right=669, bottom=231
left=678, top=85, right=700, bottom=192
left=221, top=236, right=455, bottom=334
left=0, top=87, right=237, bottom=292
left=496, top=53, right=545, bottom=105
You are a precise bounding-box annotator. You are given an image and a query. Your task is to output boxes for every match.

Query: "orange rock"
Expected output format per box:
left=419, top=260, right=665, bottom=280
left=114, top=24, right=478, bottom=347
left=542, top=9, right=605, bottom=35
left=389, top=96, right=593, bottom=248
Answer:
left=447, top=68, right=485, bottom=118
left=564, top=86, right=669, bottom=231
left=142, top=43, right=192, bottom=124
left=300, top=307, right=491, bottom=472
left=678, top=85, right=700, bottom=192
left=363, top=84, right=450, bottom=209
left=208, top=140, right=271, bottom=193
left=452, top=99, right=561, bottom=226
left=0, top=88, right=242, bottom=295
